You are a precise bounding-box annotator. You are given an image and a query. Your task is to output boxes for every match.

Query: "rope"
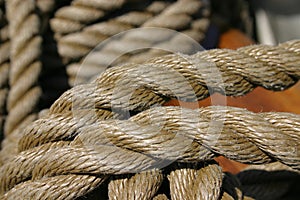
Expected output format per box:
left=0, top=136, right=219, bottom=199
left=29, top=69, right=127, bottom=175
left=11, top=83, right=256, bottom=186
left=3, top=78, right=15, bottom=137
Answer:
left=167, top=163, right=223, bottom=200
left=19, top=106, right=300, bottom=171
left=47, top=40, right=300, bottom=116
left=52, top=0, right=210, bottom=86
left=0, top=1, right=298, bottom=198
left=108, top=170, right=163, bottom=199
left=5, top=0, right=42, bottom=136
left=2, top=105, right=299, bottom=197
left=50, top=0, right=128, bottom=36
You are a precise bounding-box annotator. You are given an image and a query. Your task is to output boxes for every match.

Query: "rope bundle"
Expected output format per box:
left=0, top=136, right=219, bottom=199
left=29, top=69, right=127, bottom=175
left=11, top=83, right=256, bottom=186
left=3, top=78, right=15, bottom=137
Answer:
left=0, top=0, right=299, bottom=199
left=0, top=0, right=211, bottom=163
left=52, top=0, right=210, bottom=85
left=0, top=40, right=299, bottom=199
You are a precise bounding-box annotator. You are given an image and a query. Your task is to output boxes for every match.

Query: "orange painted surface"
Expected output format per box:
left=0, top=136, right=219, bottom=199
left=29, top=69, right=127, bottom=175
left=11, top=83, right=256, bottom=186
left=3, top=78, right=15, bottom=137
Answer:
left=164, top=29, right=300, bottom=174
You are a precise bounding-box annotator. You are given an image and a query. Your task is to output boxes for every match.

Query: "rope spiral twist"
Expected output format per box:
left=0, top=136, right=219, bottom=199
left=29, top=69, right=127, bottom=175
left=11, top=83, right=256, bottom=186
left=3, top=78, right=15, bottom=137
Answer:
left=0, top=40, right=299, bottom=199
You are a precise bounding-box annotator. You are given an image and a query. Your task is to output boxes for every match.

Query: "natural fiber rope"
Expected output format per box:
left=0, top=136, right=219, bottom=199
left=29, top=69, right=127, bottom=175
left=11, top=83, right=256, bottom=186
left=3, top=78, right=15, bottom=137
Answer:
left=46, top=40, right=300, bottom=117
left=18, top=106, right=300, bottom=172
left=50, top=0, right=128, bottom=37
left=1, top=105, right=299, bottom=198
left=5, top=0, right=42, bottom=136
left=52, top=0, right=210, bottom=86
left=0, top=0, right=298, bottom=198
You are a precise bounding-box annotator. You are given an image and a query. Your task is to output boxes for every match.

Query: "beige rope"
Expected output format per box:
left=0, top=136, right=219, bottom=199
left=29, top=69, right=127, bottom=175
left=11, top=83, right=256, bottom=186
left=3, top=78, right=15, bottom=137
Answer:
left=0, top=0, right=44, bottom=165
left=108, top=170, right=163, bottom=200
left=1, top=40, right=297, bottom=198
left=167, top=163, right=223, bottom=200
left=20, top=106, right=300, bottom=171
left=5, top=0, right=42, bottom=135
left=0, top=1, right=298, bottom=198
left=2, top=105, right=299, bottom=198
left=1, top=174, right=105, bottom=200
left=52, top=0, right=210, bottom=86
left=46, top=40, right=300, bottom=116
left=50, top=0, right=128, bottom=36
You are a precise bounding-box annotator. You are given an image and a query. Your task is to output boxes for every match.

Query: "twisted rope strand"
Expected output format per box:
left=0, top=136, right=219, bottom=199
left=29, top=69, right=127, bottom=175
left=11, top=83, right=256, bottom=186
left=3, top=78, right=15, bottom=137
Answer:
left=5, top=0, right=42, bottom=135
left=48, top=40, right=300, bottom=116
left=167, top=163, right=223, bottom=200
left=54, top=0, right=209, bottom=86
left=108, top=170, right=163, bottom=200
left=50, top=0, right=128, bottom=36
left=3, top=105, right=299, bottom=196
left=1, top=174, right=105, bottom=200
left=14, top=41, right=300, bottom=157
left=31, top=106, right=300, bottom=173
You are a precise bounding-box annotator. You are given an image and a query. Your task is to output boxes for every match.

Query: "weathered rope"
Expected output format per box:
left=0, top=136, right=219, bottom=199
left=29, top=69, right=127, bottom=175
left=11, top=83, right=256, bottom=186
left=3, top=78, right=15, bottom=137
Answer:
left=5, top=0, right=42, bottom=136
left=47, top=40, right=300, bottom=117
left=20, top=106, right=300, bottom=171
left=0, top=0, right=298, bottom=198
left=1, top=106, right=299, bottom=198
left=52, top=0, right=210, bottom=86
left=50, top=0, right=128, bottom=37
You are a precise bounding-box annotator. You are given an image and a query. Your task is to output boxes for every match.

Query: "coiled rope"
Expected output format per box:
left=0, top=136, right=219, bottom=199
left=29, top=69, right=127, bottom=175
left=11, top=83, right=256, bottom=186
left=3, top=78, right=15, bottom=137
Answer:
left=1, top=106, right=299, bottom=198
left=0, top=0, right=299, bottom=198
left=0, top=0, right=211, bottom=164
left=51, top=0, right=210, bottom=86
left=4, top=0, right=42, bottom=140
left=0, top=40, right=299, bottom=199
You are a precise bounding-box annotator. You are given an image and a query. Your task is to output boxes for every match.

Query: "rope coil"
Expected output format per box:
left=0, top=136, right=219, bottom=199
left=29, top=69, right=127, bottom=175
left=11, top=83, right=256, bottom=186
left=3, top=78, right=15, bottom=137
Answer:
left=2, top=40, right=299, bottom=199
left=0, top=0, right=299, bottom=199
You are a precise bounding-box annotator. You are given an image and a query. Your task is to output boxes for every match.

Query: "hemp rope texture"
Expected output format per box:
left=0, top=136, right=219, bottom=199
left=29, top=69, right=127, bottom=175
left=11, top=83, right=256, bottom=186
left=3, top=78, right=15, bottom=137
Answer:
left=0, top=41, right=299, bottom=198
left=2, top=0, right=211, bottom=164
left=5, top=0, right=43, bottom=137
left=0, top=0, right=299, bottom=196
left=1, top=106, right=299, bottom=198
left=51, top=0, right=210, bottom=86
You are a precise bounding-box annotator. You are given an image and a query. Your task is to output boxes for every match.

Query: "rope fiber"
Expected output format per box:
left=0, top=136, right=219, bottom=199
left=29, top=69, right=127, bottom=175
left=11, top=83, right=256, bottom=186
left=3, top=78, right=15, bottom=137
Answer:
left=0, top=0, right=299, bottom=199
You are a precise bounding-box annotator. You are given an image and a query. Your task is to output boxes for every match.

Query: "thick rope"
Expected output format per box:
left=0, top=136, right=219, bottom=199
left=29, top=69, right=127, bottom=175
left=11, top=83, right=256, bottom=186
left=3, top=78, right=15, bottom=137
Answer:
left=50, top=0, right=128, bottom=36
left=167, top=163, right=223, bottom=200
left=1, top=106, right=299, bottom=198
left=0, top=1, right=298, bottom=199
left=46, top=40, right=300, bottom=117
left=52, top=0, right=210, bottom=86
left=20, top=106, right=300, bottom=171
left=5, top=0, right=42, bottom=136
left=108, top=170, right=163, bottom=199
left=1, top=40, right=297, bottom=198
